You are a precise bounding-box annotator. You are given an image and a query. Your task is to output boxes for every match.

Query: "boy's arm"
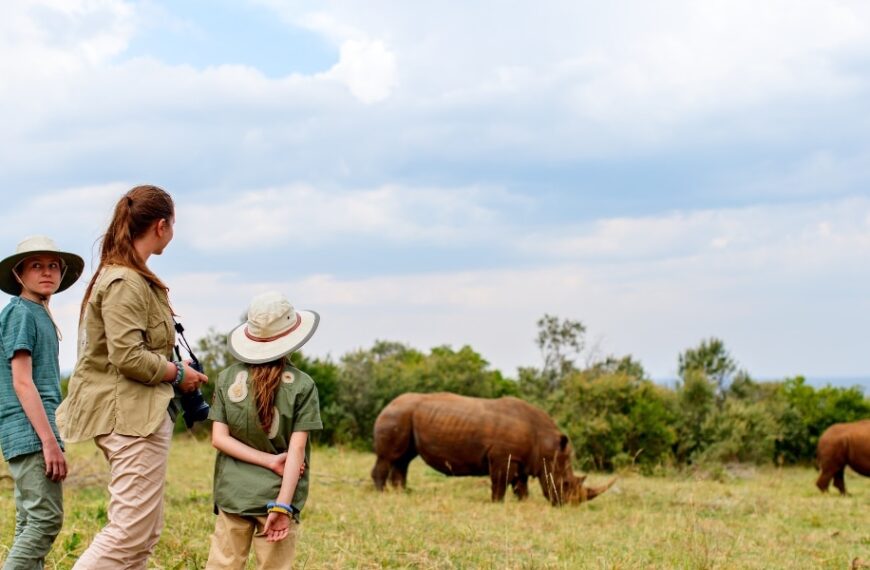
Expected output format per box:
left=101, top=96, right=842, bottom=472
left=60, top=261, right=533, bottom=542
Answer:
left=211, top=421, right=287, bottom=475
left=262, top=430, right=308, bottom=542
left=10, top=351, right=67, bottom=482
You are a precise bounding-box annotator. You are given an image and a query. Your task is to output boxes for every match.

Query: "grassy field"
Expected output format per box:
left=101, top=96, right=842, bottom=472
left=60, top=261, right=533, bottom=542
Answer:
left=1, top=435, right=868, bottom=569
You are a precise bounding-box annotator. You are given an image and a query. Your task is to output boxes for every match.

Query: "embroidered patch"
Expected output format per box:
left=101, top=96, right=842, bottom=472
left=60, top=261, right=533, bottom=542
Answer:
left=281, top=371, right=295, bottom=384
left=268, top=407, right=280, bottom=439
left=228, top=371, right=248, bottom=403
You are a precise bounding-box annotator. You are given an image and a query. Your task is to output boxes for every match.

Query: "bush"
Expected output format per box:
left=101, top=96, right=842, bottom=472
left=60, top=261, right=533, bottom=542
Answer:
left=552, top=370, right=677, bottom=472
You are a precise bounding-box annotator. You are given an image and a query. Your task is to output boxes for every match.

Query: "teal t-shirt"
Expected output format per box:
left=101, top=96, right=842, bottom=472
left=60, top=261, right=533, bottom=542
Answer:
left=209, top=362, right=322, bottom=520
left=0, top=297, right=63, bottom=461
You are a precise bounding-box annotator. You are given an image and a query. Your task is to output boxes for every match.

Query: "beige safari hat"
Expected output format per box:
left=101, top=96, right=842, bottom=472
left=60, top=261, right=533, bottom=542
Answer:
left=0, top=235, right=84, bottom=296
left=227, top=291, right=320, bottom=364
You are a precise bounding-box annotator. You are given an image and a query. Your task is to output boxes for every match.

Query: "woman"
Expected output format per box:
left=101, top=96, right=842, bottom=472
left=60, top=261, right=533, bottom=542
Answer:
left=206, top=291, right=322, bottom=569
left=56, top=185, right=208, bottom=569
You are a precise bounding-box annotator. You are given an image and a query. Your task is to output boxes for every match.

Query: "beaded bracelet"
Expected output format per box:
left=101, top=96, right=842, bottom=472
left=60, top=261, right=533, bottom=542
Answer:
left=266, top=501, right=299, bottom=517
left=171, top=361, right=185, bottom=387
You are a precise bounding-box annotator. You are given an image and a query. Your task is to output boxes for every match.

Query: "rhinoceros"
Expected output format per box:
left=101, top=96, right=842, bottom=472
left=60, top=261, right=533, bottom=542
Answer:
left=816, top=419, right=870, bottom=494
left=371, top=392, right=614, bottom=504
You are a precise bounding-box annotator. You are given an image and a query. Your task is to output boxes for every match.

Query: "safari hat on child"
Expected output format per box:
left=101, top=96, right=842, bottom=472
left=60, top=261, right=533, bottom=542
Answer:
left=228, top=291, right=320, bottom=364
left=0, top=235, right=84, bottom=296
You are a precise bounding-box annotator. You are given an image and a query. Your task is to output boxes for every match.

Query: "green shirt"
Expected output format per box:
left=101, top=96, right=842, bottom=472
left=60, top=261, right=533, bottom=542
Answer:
left=0, top=297, right=63, bottom=461
left=209, top=362, right=322, bottom=520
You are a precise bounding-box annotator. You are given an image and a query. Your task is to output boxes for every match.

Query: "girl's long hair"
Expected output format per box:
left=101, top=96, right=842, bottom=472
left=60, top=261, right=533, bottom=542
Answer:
left=251, top=356, right=287, bottom=433
left=80, top=185, right=174, bottom=320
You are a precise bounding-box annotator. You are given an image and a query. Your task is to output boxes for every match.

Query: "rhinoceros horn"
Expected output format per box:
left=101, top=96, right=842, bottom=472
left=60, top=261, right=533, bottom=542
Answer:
left=582, top=477, right=617, bottom=501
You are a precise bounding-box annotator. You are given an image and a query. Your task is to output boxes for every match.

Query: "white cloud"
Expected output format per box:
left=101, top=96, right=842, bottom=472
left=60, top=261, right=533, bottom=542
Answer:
left=322, top=39, right=398, bottom=104
left=180, top=184, right=510, bottom=251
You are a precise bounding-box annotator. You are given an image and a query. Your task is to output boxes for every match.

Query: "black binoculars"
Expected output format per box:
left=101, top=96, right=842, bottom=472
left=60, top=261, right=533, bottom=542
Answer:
left=177, top=359, right=210, bottom=428
left=172, top=320, right=210, bottom=429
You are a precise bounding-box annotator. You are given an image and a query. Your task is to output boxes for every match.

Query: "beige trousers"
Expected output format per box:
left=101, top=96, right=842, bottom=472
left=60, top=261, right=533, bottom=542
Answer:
left=205, top=510, right=299, bottom=570
left=73, top=414, right=173, bottom=570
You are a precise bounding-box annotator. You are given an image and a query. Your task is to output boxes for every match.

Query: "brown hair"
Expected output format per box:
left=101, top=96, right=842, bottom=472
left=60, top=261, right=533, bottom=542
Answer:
left=251, top=356, right=287, bottom=433
left=80, top=185, right=175, bottom=319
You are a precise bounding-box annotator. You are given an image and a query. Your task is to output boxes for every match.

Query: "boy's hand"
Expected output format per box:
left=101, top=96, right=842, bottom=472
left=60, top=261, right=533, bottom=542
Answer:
left=262, top=511, right=291, bottom=542
left=43, top=440, right=67, bottom=482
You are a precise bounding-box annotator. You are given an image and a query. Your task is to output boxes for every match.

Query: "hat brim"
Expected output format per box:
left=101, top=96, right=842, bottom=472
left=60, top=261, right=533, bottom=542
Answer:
left=0, top=250, right=85, bottom=296
left=227, top=310, right=320, bottom=364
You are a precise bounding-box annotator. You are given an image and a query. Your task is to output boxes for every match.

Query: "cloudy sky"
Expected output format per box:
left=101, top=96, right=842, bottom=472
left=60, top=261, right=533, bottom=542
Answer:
left=2, top=0, right=869, bottom=384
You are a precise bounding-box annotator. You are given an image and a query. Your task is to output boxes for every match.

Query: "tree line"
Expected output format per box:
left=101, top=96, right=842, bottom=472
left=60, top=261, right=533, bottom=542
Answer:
left=146, top=315, right=870, bottom=471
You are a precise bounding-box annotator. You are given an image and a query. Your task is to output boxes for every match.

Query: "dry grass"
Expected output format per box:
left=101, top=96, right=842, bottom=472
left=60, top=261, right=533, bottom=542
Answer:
left=1, top=436, right=868, bottom=569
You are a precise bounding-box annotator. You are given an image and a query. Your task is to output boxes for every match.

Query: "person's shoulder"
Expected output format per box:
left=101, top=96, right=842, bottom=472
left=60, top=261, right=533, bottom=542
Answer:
left=216, top=361, right=247, bottom=386
left=99, top=265, right=150, bottom=295
left=101, top=265, right=143, bottom=284
left=285, top=365, right=316, bottom=389
left=0, top=298, right=34, bottom=325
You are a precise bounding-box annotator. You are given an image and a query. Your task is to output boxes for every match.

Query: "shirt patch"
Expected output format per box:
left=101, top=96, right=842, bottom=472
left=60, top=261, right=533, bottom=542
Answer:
left=267, top=407, right=280, bottom=439
left=281, top=371, right=295, bottom=384
left=228, top=371, right=249, bottom=403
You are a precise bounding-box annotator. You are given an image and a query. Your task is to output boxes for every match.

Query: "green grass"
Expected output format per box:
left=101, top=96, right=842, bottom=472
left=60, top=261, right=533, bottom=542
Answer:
left=1, top=436, right=869, bottom=569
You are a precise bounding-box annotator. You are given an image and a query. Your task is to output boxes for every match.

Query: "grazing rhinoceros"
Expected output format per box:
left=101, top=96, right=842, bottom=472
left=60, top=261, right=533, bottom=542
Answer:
left=816, top=419, right=870, bottom=495
left=371, top=392, right=614, bottom=504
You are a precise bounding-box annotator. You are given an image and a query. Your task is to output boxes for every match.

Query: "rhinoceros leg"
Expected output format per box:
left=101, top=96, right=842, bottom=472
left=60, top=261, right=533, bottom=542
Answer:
left=833, top=468, right=847, bottom=495
left=489, top=453, right=520, bottom=502
left=512, top=475, right=530, bottom=500
left=816, top=455, right=844, bottom=493
left=389, top=453, right=416, bottom=489
left=372, top=458, right=391, bottom=491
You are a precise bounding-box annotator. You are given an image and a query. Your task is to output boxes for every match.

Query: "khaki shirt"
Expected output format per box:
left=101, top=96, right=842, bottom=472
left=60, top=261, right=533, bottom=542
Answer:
left=57, top=265, right=175, bottom=442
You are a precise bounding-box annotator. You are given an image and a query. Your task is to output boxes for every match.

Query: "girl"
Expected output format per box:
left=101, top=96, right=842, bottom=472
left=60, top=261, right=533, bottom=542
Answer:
left=56, top=185, right=208, bottom=569
left=206, top=291, right=321, bottom=569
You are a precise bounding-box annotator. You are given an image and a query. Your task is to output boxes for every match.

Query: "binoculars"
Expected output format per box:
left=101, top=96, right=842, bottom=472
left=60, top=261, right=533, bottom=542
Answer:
left=177, top=359, right=210, bottom=428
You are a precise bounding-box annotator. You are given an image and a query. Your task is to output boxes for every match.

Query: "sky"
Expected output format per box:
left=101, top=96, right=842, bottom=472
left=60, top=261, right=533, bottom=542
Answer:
left=1, top=0, right=869, bottom=386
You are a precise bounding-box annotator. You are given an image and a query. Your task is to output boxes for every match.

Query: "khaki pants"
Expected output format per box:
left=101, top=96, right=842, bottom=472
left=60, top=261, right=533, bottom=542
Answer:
left=205, top=510, right=299, bottom=570
left=73, top=414, right=173, bottom=570
left=4, top=451, right=63, bottom=570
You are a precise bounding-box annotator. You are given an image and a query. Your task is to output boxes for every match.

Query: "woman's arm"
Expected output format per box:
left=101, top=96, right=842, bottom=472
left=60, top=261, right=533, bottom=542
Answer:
left=11, top=352, right=67, bottom=482
left=262, top=431, right=308, bottom=542
left=211, top=421, right=287, bottom=475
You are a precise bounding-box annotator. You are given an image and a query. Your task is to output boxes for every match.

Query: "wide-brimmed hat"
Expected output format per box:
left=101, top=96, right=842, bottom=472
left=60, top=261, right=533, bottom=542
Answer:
left=228, top=291, right=319, bottom=364
left=0, top=235, right=84, bottom=296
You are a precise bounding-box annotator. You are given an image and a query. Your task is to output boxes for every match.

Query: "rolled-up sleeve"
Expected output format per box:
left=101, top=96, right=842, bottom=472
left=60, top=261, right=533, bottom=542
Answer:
left=102, top=276, right=167, bottom=386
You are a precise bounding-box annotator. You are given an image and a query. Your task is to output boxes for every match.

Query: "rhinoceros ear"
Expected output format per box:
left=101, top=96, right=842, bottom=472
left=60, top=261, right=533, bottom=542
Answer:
left=559, top=434, right=569, bottom=451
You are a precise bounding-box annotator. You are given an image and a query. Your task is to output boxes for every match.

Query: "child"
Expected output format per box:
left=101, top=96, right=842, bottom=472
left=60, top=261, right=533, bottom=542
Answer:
left=0, top=236, right=83, bottom=568
left=205, top=291, right=322, bottom=569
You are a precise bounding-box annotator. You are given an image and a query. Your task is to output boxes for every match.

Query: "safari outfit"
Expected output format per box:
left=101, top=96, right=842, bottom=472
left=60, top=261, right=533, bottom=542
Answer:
left=205, top=362, right=322, bottom=570
left=56, top=265, right=176, bottom=570
left=0, top=297, right=64, bottom=569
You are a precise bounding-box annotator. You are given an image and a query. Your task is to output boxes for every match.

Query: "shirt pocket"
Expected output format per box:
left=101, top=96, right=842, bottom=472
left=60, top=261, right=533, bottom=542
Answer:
left=145, top=311, right=171, bottom=353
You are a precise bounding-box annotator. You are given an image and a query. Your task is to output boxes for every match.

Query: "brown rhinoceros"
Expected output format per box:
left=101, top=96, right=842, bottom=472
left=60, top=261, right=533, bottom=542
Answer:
left=816, top=419, right=870, bottom=494
left=371, top=392, right=614, bottom=504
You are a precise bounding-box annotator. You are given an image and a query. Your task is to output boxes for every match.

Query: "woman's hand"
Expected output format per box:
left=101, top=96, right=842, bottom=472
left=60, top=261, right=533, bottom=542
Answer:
left=262, top=511, right=291, bottom=542
left=177, top=360, right=208, bottom=393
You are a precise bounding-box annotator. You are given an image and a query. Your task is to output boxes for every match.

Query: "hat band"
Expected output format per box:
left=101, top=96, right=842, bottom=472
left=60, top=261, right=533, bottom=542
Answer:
left=244, top=313, right=302, bottom=343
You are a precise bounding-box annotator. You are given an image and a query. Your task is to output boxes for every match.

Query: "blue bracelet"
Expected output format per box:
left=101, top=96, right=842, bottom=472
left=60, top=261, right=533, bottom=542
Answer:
left=172, top=361, right=184, bottom=387
left=266, top=501, right=299, bottom=515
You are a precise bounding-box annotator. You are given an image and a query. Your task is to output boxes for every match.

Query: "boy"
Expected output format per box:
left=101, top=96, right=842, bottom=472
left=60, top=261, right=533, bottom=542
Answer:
left=0, top=236, right=83, bottom=568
